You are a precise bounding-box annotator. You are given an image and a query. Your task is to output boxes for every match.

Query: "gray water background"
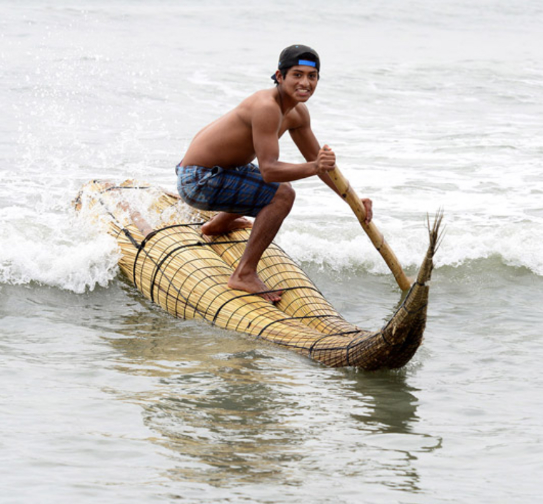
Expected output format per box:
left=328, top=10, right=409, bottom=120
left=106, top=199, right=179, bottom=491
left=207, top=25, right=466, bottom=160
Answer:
left=1, top=1, right=542, bottom=503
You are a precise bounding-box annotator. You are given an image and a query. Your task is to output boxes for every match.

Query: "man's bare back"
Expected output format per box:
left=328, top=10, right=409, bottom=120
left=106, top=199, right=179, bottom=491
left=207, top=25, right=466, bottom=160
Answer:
left=182, top=88, right=304, bottom=170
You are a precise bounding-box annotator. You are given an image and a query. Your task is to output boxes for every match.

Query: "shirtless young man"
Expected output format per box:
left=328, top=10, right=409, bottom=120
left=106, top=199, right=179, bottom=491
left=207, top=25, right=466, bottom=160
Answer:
left=177, top=45, right=373, bottom=302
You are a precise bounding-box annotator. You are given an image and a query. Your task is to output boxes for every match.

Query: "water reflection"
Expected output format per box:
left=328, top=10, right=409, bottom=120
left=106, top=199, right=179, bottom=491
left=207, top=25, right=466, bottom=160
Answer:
left=104, top=285, right=442, bottom=494
left=348, top=370, right=420, bottom=433
left=345, top=369, right=442, bottom=494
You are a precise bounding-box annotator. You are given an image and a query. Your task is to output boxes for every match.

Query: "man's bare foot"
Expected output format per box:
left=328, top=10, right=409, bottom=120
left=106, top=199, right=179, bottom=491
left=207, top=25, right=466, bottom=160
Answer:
left=228, top=271, right=282, bottom=303
left=201, top=213, right=253, bottom=236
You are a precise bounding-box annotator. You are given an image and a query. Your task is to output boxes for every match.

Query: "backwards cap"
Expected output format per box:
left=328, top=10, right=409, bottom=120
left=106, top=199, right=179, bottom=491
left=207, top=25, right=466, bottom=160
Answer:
left=271, top=44, right=320, bottom=82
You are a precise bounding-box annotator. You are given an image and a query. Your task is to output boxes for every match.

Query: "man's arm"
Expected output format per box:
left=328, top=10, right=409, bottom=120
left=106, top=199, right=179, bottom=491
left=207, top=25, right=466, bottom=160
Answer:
left=289, top=107, right=373, bottom=224
left=253, top=101, right=335, bottom=183
left=288, top=117, right=343, bottom=197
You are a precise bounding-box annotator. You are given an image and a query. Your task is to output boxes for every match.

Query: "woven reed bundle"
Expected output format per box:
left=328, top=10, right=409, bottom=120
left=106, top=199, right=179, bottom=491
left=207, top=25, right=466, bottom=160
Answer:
left=76, top=179, right=443, bottom=370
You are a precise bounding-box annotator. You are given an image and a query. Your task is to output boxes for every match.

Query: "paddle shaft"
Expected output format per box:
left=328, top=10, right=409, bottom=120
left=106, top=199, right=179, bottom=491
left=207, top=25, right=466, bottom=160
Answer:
left=328, top=165, right=412, bottom=291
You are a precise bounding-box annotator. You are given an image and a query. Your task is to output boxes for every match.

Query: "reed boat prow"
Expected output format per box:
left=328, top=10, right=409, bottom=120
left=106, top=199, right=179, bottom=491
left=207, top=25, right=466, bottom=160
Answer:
left=343, top=211, right=444, bottom=370
left=76, top=179, right=443, bottom=370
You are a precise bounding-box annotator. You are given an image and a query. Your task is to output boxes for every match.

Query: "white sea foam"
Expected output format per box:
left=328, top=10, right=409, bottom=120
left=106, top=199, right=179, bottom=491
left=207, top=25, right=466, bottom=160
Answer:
left=279, top=217, right=543, bottom=277
left=0, top=219, right=120, bottom=293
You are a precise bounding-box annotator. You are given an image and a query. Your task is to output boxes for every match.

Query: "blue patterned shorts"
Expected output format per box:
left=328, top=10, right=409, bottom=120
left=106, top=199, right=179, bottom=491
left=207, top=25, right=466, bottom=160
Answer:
left=176, top=163, right=280, bottom=217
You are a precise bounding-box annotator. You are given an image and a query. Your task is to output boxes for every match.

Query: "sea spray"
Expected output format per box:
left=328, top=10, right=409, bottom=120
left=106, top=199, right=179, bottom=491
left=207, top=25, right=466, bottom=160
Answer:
left=0, top=203, right=120, bottom=293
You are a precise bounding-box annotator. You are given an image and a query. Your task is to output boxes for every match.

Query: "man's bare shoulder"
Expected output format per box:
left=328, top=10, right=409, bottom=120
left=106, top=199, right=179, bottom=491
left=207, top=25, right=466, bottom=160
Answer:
left=289, top=102, right=310, bottom=123
left=238, top=89, right=281, bottom=113
left=233, top=89, right=282, bottom=130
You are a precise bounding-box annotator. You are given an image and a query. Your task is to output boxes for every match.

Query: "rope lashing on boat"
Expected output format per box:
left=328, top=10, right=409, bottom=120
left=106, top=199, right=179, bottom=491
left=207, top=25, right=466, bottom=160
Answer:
left=94, top=186, right=330, bottom=332
left=102, top=198, right=315, bottom=329
left=261, top=328, right=366, bottom=356
left=256, top=313, right=341, bottom=338
left=92, top=187, right=214, bottom=320
left=200, top=287, right=279, bottom=323
left=132, top=229, right=352, bottom=338
left=143, top=239, right=249, bottom=302
left=110, top=198, right=350, bottom=341
left=311, top=329, right=363, bottom=346
left=132, top=224, right=207, bottom=288
left=131, top=232, right=303, bottom=327
left=209, top=286, right=324, bottom=326
left=176, top=264, right=233, bottom=320
left=379, top=282, right=429, bottom=346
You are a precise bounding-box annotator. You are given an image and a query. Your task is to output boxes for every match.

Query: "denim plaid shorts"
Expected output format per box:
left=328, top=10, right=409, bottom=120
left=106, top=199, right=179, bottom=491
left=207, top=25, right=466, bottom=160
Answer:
left=176, top=163, right=279, bottom=217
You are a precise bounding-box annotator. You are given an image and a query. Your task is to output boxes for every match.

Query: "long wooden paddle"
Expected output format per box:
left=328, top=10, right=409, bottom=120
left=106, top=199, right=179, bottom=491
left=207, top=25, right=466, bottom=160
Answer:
left=328, top=165, right=412, bottom=291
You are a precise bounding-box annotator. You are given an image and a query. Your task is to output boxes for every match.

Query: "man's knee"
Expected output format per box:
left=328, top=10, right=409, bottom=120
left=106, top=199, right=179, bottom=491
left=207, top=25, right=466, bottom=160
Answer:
left=277, top=182, right=295, bottom=204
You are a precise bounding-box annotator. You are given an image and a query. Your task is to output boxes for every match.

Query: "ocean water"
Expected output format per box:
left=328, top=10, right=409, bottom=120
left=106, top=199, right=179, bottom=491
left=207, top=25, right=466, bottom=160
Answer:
left=1, top=1, right=542, bottom=503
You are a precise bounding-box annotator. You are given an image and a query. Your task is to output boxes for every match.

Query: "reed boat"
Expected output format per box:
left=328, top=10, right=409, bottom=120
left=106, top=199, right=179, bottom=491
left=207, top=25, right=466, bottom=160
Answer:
left=75, top=179, right=443, bottom=370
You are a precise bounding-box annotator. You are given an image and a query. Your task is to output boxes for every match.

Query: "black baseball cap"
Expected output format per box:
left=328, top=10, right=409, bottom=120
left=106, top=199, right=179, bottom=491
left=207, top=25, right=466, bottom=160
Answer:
left=271, top=44, right=320, bottom=82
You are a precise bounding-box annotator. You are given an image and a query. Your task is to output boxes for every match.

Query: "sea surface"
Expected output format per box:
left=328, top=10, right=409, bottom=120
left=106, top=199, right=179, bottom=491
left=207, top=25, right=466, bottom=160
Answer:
left=1, top=1, right=542, bottom=503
